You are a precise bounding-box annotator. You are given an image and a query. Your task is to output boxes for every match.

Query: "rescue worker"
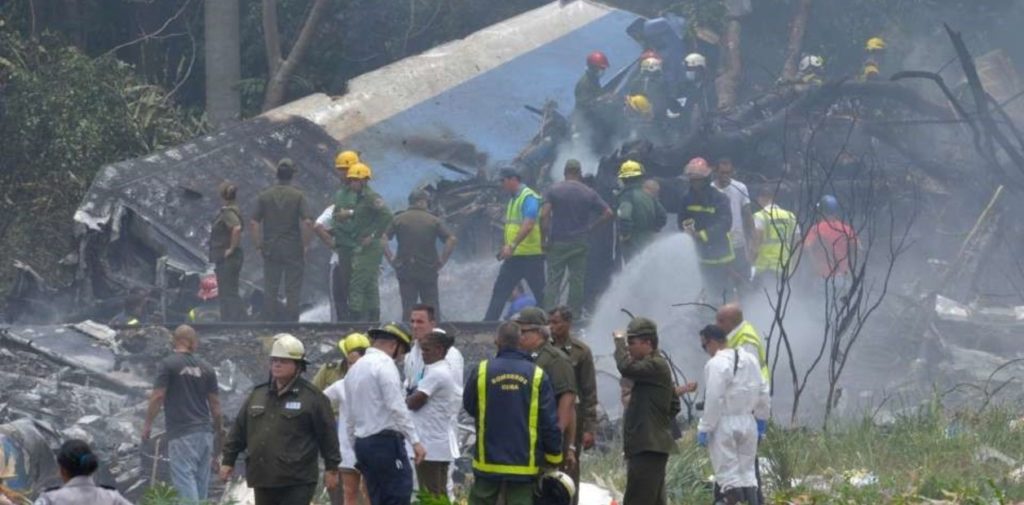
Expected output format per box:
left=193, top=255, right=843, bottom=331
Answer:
left=317, top=149, right=360, bottom=321
left=679, top=157, right=735, bottom=303
left=483, top=168, right=546, bottom=321
left=750, top=186, right=799, bottom=286
left=344, top=322, right=425, bottom=505
left=679, top=53, right=715, bottom=132
left=549, top=306, right=598, bottom=504
left=616, top=160, right=667, bottom=264
left=383, top=189, right=457, bottom=320
left=345, top=163, right=393, bottom=322
left=250, top=159, right=314, bottom=322
left=311, top=331, right=368, bottom=391
left=575, top=51, right=609, bottom=117
left=514, top=308, right=578, bottom=473
left=696, top=325, right=769, bottom=505
left=322, top=332, right=371, bottom=505
left=862, top=37, right=885, bottom=81
left=209, top=181, right=245, bottom=321
left=540, top=159, right=613, bottom=315
left=802, top=195, right=858, bottom=281
left=220, top=334, right=341, bottom=505
left=630, top=53, right=682, bottom=127
left=34, top=440, right=132, bottom=505
left=463, top=321, right=563, bottom=505
left=796, top=55, right=825, bottom=85
left=109, top=289, right=148, bottom=326
left=574, top=51, right=615, bottom=149
left=188, top=275, right=221, bottom=323
left=614, top=317, right=679, bottom=505
left=623, top=94, right=658, bottom=140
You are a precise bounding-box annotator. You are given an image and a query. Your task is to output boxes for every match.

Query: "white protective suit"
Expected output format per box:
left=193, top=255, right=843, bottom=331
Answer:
left=697, top=347, right=771, bottom=492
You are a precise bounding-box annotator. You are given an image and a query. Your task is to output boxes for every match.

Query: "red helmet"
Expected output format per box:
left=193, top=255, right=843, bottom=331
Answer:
left=586, top=51, right=609, bottom=70
left=640, top=49, right=662, bottom=62
left=197, top=275, right=218, bottom=301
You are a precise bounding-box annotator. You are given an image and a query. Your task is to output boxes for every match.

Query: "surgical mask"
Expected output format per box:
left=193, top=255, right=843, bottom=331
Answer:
left=685, top=70, right=697, bottom=81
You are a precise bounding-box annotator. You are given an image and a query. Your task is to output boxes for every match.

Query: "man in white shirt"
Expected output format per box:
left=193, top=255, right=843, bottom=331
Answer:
left=712, top=158, right=755, bottom=288
left=405, top=330, right=459, bottom=497
left=323, top=332, right=371, bottom=505
left=405, top=304, right=464, bottom=395
left=313, top=205, right=345, bottom=322
left=344, top=322, right=426, bottom=505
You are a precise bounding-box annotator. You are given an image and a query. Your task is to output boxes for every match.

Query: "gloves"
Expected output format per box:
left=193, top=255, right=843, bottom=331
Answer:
left=756, top=419, right=768, bottom=439
left=697, top=432, right=709, bottom=447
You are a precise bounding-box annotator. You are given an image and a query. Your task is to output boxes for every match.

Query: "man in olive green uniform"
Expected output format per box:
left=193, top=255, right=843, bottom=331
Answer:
left=250, top=159, right=313, bottom=322
left=616, top=160, right=667, bottom=264
left=209, top=182, right=245, bottom=321
left=614, top=317, right=679, bottom=505
left=514, top=308, right=579, bottom=470
left=384, top=189, right=457, bottom=320
left=344, top=163, right=392, bottom=322
left=549, top=306, right=598, bottom=505
left=321, top=149, right=361, bottom=321
left=220, top=334, right=340, bottom=505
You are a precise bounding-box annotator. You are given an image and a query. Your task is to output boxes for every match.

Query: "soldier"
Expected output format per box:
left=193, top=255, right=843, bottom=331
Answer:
left=614, top=317, right=680, bottom=505
left=383, top=190, right=457, bottom=320
left=616, top=160, right=667, bottom=264
left=34, top=440, right=132, bottom=505
left=344, top=163, right=392, bottom=322
left=209, top=181, right=245, bottom=321
left=220, top=334, right=341, bottom=505
left=548, top=306, right=598, bottom=504
left=250, top=159, right=313, bottom=322
left=311, top=331, right=367, bottom=391
left=313, top=150, right=361, bottom=321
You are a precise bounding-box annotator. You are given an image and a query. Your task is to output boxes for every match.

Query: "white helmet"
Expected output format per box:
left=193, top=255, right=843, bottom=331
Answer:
left=640, top=56, right=663, bottom=73
left=684, top=53, right=707, bottom=68
left=270, top=333, right=307, bottom=362
left=799, top=55, right=824, bottom=72
left=536, top=470, right=576, bottom=505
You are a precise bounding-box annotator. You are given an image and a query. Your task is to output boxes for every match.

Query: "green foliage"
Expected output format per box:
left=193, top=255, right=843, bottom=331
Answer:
left=139, top=482, right=180, bottom=505
left=415, top=488, right=453, bottom=505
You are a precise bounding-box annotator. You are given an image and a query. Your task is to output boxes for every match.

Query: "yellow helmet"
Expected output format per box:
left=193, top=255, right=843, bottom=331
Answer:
left=626, top=94, right=652, bottom=117
left=862, top=63, right=880, bottom=79
left=368, top=322, right=413, bottom=349
left=335, top=150, right=360, bottom=170
left=618, top=159, right=644, bottom=179
left=270, top=333, right=306, bottom=362
left=347, top=162, right=373, bottom=180
left=866, top=37, right=886, bottom=51
left=339, top=332, right=370, bottom=355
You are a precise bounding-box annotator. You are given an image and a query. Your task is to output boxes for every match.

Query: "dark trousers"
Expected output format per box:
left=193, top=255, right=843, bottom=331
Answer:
left=484, top=255, right=546, bottom=321
left=468, top=478, right=534, bottom=505
left=331, top=251, right=353, bottom=321
left=624, top=451, right=668, bottom=505
left=254, top=484, right=317, bottom=505
left=397, top=272, right=440, bottom=321
left=263, top=247, right=304, bottom=322
left=355, top=433, right=413, bottom=505
left=215, top=249, right=246, bottom=321
left=415, top=461, right=449, bottom=497
left=543, top=241, right=588, bottom=314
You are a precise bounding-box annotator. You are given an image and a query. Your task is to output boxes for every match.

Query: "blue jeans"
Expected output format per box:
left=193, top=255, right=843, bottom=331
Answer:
left=355, top=432, right=413, bottom=505
left=168, top=431, right=214, bottom=503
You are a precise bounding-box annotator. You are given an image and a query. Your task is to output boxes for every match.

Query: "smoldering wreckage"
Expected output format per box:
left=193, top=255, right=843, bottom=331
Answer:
left=5, top=2, right=1024, bottom=502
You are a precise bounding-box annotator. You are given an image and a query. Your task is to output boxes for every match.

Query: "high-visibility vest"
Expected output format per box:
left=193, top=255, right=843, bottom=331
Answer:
left=504, top=186, right=543, bottom=256
left=727, top=321, right=770, bottom=382
left=754, top=205, right=797, bottom=273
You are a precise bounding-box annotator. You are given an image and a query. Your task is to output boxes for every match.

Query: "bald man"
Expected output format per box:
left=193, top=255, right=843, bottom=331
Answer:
left=714, top=305, right=768, bottom=381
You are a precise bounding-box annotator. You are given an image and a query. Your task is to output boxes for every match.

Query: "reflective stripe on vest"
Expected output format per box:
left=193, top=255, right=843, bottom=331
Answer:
left=727, top=321, right=769, bottom=382
left=505, top=187, right=543, bottom=256
left=473, top=361, right=548, bottom=475
left=685, top=205, right=735, bottom=264
left=754, top=206, right=797, bottom=273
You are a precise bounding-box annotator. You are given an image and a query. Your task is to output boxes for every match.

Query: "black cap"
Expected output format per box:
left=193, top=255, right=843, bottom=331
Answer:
left=498, top=167, right=520, bottom=180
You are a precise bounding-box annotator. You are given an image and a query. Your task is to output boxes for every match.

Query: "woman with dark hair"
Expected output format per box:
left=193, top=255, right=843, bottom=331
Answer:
left=33, top=440, right=132, bottom=505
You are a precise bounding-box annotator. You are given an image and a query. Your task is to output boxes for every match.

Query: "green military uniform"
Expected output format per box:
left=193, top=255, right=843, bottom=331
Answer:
left=532, top=342, right=577, bottom=400
left=555, top=335, right=598, bottom=505
left=331, top=186, right=359, bottom=320
left=311, top=361, right=348, bottom=391
left=615, top=318, right=680, bottom=505
left=384, top=207, right=453, bottom=319
left=222, top=376, right=341, bottom=503
left=253, top=182, right=311, bottom=321
left=210, top=203, right=245, bottom=321
left=574, top=69, right=603, bottom=112
left=347, top=185, right=392, bottom=321
left=616, top=180, right=667, bottom=262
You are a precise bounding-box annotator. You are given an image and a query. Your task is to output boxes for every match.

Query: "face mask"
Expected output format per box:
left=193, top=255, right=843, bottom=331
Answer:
left=685, top=70, right=697, bottom=81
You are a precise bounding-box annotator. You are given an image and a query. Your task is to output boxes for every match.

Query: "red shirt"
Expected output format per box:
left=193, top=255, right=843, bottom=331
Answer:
left=804, top=218, right=857, bottom=277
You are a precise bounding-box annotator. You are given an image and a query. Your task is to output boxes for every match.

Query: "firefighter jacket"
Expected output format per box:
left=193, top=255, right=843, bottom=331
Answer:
left=679, top=187, right=735, bottom=264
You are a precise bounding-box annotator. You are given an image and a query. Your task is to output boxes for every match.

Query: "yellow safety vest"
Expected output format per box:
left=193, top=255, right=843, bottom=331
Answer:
left=504, top=186, right=543, bottom=256
left=727, top=321, right=770, bottom=382
left=754, top=205, right=797, bottom=273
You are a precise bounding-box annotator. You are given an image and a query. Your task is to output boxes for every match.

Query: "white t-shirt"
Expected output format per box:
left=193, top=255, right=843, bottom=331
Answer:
left=411, top=361, right=459, bottom=462
left=322, top=379, right=357, bottom=469
left=316, top=205, right=339, bottom=265
left=714, top=180, right=750, bottom=249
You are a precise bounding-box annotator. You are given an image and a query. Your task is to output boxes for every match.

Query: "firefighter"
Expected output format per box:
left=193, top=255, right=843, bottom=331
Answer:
left=797, top=55, right=825, bottom=85
left=345, top=163, right=393, bottom=322
left=616, top=160, right=667, bottom=264
left=679, top=157, right=736, bottom=303
left=863, top=36, right=886, bottom=81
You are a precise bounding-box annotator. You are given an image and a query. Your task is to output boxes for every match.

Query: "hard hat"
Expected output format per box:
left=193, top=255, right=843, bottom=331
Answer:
left=640, top=49, right=660, bottom=61
left=799, top=55, right=824, bottom=72
left=640, top=57, right=662, bottom=73
left=347, top=162, right=373, bottom=180
left=586, top=51, right=609, bottom=70
left=627, top=317, right=658, bottom=338
left=368, top=322, right=413, bottom=349
left=197, top=275, right=218, bottom=301
left=335, top=150, right=360, bottom=170
left=818, top=194, right=840, bottom=214
left=684, top=157, right=712, bottom=178
left=862, top=63, right=880, bottom=79
left=339, top=332, right=370, bottom=355
left=535, top=470, right=576, bottom=505
left=684, top=53, right=707, bottom=68
left=626, top=94, right=652, bottom=117
left=270, top=333, right=307, bottom=362
left=618, top=159, right=644, bottom=179
left=866, top=37, right=886, bottom=51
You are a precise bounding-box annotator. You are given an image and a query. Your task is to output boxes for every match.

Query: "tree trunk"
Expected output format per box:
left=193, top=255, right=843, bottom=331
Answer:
left=781, top=0, right=813, bottom=81
left=204, top=0, right=241, bottom=129
left=716, top=16, right=742, bottom=110
left=261, top=0, right=330, bottom=111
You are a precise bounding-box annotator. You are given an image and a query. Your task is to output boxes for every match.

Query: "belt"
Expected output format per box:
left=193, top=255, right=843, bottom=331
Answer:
left=361, top=429, right=404, bottom=440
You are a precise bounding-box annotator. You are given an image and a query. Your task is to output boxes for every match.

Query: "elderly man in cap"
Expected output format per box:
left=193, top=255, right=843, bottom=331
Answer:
left=220, top=334, right=340, bottom=505
left=614, top=317, right=680, bottom=505
left=484, top=168, right=547, bottom=321
left=344, top=322, right=426, bottom=505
